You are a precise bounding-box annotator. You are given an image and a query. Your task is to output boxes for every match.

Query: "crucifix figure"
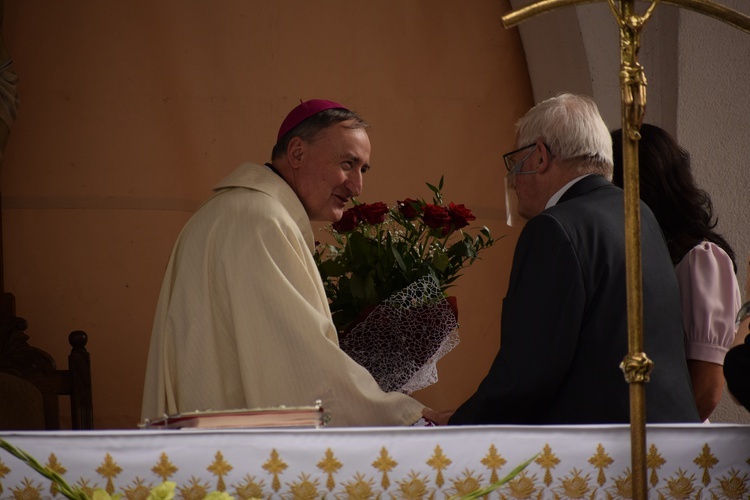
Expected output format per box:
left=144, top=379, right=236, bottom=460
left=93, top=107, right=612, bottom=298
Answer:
left=608, top=0, right=657, bottom=141
left=501, top=1, right=750, bottom=498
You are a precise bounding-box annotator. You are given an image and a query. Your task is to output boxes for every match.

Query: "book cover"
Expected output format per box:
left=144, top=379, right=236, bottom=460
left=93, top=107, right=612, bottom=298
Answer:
left=139, top=401, right=329, bottom=430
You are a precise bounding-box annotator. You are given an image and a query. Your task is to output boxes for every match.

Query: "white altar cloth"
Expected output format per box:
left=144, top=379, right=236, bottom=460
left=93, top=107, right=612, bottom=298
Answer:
left=1, top=424, right=749, bottom=499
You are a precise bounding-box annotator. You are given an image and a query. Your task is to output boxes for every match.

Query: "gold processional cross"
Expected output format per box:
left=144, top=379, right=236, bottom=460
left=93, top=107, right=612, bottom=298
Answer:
left=501, top=1, right=750, bottom=498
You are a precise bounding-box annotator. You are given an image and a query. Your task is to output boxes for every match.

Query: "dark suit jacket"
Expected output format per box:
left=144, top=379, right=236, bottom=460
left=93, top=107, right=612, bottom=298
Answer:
left=450, top=175, right=700, bottom=424
left=724, top=332, right=750, bottom=412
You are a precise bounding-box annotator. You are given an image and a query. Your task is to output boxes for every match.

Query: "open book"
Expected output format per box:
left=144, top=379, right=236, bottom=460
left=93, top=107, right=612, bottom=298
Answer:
left=139, top=402, right=329, bottom=430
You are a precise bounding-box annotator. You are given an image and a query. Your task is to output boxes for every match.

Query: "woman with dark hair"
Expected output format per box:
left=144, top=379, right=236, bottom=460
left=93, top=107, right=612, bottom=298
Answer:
left=612, top=124, right=742, bottom=421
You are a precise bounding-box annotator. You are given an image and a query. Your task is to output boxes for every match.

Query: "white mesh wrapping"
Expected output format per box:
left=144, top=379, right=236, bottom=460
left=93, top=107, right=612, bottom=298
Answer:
left=339, top=276, right=459, bottom=394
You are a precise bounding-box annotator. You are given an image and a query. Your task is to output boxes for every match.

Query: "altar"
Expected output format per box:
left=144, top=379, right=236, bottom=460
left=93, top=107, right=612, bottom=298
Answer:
left=1, top=424, right=749, bottom=499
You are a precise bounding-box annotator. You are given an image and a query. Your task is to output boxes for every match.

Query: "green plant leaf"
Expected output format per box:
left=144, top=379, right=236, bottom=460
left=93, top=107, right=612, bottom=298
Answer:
left=0, top=438, right=89, bottom=500
left=431, top=249, right=450, bottom=273
left=391, top=245, right=408, bottom=274
left=450, top=452, right=540, bottom=499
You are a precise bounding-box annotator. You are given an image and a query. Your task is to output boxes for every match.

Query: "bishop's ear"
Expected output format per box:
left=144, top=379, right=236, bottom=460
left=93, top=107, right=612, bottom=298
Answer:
left=287, top=137, right=305, bottom=169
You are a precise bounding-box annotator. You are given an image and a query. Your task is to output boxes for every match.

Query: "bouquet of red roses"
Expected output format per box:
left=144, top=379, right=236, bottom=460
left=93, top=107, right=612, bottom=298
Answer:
left=314, top=177, right=497, bottom=392
left=316, top=177, right=495, bottom=333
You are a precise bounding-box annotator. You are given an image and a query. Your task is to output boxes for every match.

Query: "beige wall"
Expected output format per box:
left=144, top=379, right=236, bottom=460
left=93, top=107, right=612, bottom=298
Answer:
left=2, top=1, right=531, bottom=428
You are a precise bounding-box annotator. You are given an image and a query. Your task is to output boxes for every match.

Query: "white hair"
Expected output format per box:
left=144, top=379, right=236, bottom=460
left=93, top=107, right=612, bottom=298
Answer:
left=515, top=93, right=613, bottom=180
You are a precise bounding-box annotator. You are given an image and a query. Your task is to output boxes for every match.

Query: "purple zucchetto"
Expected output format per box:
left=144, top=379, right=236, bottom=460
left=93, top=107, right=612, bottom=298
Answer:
left=276, top=99, right=349, bottom=142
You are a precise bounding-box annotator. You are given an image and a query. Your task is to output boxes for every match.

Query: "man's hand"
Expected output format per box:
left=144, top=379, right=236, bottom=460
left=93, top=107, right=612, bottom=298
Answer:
left=422, top=407, right=454, bottom=426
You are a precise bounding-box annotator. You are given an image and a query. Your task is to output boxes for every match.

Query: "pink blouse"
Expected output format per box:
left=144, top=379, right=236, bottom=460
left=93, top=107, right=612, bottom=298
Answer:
left=674, top=241, right=742, bottom=365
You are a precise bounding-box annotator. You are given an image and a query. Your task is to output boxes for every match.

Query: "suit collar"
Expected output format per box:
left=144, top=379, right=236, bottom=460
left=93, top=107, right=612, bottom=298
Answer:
left=558, top=174, right=610, bottom=204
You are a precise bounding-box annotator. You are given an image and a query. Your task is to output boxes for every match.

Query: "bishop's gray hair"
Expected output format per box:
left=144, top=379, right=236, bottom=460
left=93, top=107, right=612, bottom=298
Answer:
left=271, top=108, right=368, bottom=160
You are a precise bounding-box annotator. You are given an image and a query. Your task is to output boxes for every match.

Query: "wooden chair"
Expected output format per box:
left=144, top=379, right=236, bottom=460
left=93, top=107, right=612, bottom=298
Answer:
left=0, top=315, right=93, bottom=430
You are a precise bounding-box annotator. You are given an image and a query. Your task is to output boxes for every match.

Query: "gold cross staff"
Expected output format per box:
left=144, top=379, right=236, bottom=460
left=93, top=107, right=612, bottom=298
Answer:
left=501, top=1, right=750, bottom=498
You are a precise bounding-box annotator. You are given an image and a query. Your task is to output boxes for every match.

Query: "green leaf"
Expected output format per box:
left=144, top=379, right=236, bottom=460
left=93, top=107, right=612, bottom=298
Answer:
left=348, top=274, right=365, bottom=300
left=391, top=245, right=408, bottom=273
left=450, top=452, right=540, bottom=499
left=447, top=240, right=474, bottom=258
left=431, top=250, right=450, bottom=273
left=317, top=259, right=346, bottom=279
left=0, top=438, right=88, bottom=500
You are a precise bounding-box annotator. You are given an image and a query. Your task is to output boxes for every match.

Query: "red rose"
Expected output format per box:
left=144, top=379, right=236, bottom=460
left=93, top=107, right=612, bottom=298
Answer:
left=397, top=198, right=422, bottom=219
left=356, top=202, right=390, bottom=225
left=332, top=207, right=359, bottom=232
left=448, top=202, right=476, bottom=229
left=421, top=204, right=452, bottom=236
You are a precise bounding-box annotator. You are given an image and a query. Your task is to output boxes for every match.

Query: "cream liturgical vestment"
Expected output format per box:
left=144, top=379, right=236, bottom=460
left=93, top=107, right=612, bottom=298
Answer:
left=142, top=163, right=424, bottom=426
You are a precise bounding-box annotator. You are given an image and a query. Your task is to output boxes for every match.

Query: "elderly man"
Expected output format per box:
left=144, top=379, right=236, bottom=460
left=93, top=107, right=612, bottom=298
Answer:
left=142, top=99, right=426, bottom=426
left=445, top=93, right=699, bottom=425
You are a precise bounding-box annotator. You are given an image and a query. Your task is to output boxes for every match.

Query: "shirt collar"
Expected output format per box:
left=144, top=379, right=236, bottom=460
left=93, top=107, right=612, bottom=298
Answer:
left=545, top=174, right=592, bottom=209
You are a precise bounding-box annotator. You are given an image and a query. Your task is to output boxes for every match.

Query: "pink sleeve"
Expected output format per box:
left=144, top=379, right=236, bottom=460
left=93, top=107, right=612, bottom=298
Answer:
left=674, top=241, right=742, bottom=364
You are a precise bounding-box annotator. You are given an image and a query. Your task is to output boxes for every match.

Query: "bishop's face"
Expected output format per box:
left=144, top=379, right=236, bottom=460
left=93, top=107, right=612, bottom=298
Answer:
left=291, top=120, right=371, bottom=222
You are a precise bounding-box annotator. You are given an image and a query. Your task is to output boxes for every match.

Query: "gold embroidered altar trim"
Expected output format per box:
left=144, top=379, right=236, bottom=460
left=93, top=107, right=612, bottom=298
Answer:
left=1, top=426, right=748, bottom=499
left=2, top=443, right=747, bottom=499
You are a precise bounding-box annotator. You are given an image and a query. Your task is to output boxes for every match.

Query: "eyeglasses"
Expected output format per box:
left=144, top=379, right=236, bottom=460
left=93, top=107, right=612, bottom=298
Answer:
left=503, top=142, right=553, bottom=176
left=503, top=143, right=538, bottom=176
